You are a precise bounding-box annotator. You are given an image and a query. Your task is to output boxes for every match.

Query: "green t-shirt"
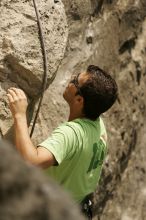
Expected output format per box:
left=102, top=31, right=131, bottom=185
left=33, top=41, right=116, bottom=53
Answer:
left=39, top=117, right=107, bottom=203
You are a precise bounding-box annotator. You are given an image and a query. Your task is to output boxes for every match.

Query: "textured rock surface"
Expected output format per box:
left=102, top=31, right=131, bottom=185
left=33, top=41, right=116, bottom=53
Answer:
left=0, top=0, right=68, bottom=95
left=0, top=0, right=146, bottom=219
left=0, top=0, right=68, bottom=136
left=0, top=140, right=85, bottom=220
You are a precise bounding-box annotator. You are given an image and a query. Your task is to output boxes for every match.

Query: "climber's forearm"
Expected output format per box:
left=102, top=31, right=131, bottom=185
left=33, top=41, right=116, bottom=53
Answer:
left=6, top=87, right=37, bottom=163
left=14, top=114, right=38, bottom=163
left=7, top=87, right=56, bottom=168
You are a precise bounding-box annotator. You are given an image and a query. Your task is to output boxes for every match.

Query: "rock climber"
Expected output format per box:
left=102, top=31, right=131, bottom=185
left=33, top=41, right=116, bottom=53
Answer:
left=7, top=65, right=118, bottom=219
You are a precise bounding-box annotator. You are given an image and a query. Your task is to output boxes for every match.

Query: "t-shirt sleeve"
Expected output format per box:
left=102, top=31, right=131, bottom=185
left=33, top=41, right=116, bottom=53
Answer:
left=38, top=124, right=78, bottom=164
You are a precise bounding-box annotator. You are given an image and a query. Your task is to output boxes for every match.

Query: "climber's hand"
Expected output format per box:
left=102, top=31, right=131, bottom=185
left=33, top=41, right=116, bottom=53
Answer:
left=7, top=88, right=28, bottom=118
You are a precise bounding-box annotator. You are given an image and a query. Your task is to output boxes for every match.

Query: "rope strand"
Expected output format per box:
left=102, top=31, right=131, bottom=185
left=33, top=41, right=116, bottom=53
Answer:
left=30, top=0, right=48, bottom=137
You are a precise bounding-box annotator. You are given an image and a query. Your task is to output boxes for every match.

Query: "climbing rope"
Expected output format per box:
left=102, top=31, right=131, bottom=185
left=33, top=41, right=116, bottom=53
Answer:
left=30, top=0, right=48, bottom=137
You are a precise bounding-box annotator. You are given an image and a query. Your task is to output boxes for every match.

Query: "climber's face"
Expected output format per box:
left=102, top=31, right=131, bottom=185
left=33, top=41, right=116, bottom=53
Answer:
left=63, top=72, right=89, bottom=107
left=63, top=73, right=80, bottom=102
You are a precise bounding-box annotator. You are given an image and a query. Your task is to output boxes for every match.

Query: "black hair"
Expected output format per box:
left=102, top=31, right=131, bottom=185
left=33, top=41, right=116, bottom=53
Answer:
left=79, top=65, right=118, bottom=120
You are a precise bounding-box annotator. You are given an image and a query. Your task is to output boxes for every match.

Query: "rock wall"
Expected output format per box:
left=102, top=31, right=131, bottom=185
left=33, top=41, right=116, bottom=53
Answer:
left=0, top=0, right=146, bottom=219
left=0, top=0, right=68, bottom=137
left=0, top=140, right=85, bottom=220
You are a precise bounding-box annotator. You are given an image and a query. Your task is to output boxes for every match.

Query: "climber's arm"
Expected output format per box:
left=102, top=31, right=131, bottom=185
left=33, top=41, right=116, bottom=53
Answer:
left=7, top=88, right=56, bottom=168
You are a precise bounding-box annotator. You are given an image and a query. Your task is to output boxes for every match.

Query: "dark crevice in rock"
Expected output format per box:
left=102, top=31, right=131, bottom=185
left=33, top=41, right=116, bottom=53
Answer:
left=86, top=36, right=93, bottom=44
left=70, top=3, right=81, bottom=20
left=120, top=8, right=145, bottom=28
left=0, top=128, right=3, bottom=138
left=54, top=0, right=60, bottom=3
left=134, top=61, right=142, bottom=85
left=105, top=0, right=113, bottom=3
left=71, top=12, right=81, bottom=20
left=22, top=13, right=36, bottom=21
left=119, top=38, right=136, bottom=54
left=92, top=0, right=104, bottom=16
left=118, top=129, right=137, bottom=173
left=93, top=128, right=137, bottom=218
left=121, top=131, right=125, bottom=140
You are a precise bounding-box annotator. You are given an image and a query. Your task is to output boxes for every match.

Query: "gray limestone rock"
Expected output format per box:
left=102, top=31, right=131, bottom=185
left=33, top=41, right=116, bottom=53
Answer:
left=0, top=0, right=68, bottom=137
left=0, top=0, right=68, bottom=97
left=32, top=1, right=146, bottom=219
left=1, top=0, right=146, bottom=219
